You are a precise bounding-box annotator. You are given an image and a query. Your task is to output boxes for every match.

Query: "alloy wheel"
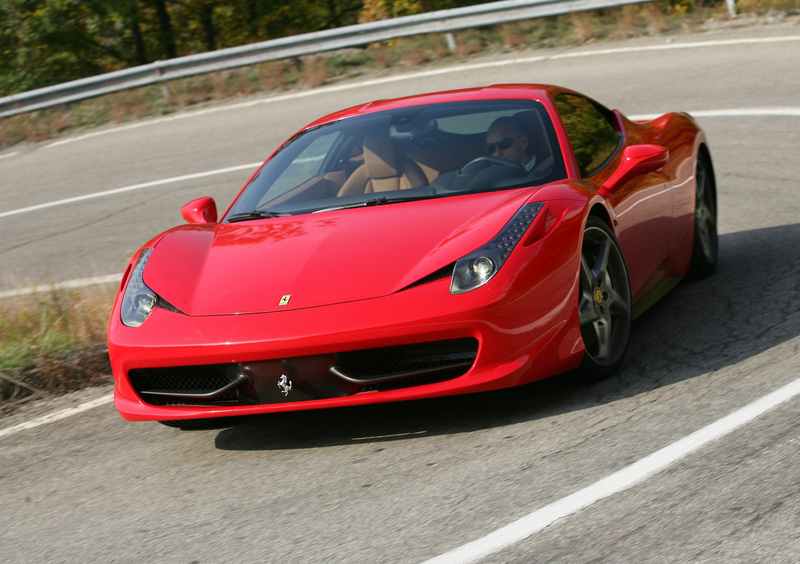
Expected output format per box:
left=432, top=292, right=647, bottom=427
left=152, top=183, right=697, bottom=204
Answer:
left=578, top=222, right=632, bottom=368
left=694, top=159, right=717, bottom=264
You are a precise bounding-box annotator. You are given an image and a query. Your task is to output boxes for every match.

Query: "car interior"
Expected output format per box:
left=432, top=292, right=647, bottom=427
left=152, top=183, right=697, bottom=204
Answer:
left=231, top=103, right=567, bottom=218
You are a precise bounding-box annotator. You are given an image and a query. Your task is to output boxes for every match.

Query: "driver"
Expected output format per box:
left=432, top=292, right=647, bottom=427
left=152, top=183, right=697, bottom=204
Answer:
left=485, top=117, right=537, bottom=170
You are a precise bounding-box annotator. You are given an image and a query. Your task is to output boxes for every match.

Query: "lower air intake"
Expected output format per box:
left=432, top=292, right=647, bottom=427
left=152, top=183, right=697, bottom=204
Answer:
left=129, top=364, right=244, bottom=407
left=329, top=338, right=478, bottom=391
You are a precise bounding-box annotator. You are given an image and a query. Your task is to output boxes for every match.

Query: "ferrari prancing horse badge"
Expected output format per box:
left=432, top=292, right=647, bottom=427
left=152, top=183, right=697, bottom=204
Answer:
left=279, top=295, right=291, bottom=306
left=278, top=374, right=292, bottom=396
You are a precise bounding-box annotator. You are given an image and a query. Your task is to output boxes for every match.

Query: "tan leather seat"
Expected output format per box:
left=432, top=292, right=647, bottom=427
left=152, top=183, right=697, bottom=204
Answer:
left=338, top=132, right=427, bottom=197
left=515, top=110, right=554, bottom=174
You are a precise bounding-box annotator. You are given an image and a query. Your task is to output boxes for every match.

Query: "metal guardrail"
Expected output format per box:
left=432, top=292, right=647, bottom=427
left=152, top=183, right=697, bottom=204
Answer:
left=0, top=0, right=736, bottom=118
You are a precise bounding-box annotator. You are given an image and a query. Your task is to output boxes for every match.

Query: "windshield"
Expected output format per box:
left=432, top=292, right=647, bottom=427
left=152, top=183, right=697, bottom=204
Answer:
left=226, top=100, right=566, bottom=219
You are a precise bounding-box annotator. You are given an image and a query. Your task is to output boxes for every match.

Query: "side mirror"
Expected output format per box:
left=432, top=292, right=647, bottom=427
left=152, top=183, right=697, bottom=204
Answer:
left=181, top=197, right=217, bottom=224
left=602, top=145, right=668, bottom=192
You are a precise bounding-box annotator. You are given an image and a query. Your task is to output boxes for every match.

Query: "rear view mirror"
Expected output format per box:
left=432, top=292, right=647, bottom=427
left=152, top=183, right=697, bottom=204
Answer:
left=181, top=197, right=217, bottom=224
left=602, top=145, right=668, bottom=192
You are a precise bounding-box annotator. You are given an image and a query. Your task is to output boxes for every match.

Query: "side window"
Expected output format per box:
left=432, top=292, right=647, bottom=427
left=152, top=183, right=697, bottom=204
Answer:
left=555, top=94, right=620, bottom=177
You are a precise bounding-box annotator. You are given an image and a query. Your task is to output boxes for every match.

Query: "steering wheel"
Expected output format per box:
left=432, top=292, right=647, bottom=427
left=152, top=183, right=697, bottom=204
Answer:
left=460, top=156, right=527, bottom=175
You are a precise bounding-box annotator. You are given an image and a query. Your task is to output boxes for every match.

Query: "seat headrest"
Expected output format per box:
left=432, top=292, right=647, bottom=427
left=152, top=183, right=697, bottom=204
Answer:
left=363, top=132, right=400, bottom=179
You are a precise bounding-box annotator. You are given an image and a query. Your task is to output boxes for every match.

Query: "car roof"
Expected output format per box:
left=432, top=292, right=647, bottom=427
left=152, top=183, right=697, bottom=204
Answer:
left=305, top=84, right=559, bottom=128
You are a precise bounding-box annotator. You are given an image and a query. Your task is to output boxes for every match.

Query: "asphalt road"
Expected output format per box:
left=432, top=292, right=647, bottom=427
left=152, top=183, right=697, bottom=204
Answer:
left=1, top=21, right=799, bottom=563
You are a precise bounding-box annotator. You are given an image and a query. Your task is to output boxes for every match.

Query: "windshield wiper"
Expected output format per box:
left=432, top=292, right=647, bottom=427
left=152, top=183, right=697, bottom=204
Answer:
left=226, top=210, right=289, bottom=223
left=312, top=195, right=435, bottom=214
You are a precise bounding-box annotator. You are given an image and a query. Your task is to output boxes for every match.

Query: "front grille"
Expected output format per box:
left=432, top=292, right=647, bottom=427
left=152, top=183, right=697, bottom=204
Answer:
left=129, top=364, right=242, bottom=406
left=331, top=338, right=478, bottom=391
left=129, top=364, right=232, bottom=393
left=359, top=366, right=470, bottom=392
left=336, top=338, right=478, bottom=379
left=129, top=338, right=479, bottom=406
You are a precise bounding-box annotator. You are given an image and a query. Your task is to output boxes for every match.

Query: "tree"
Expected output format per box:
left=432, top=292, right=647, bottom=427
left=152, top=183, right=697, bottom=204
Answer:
left=118, top=0, right=149, bottom=65
left=152, top=0, right=177, bottom=59
left=0, top=0, right=499, bottom=97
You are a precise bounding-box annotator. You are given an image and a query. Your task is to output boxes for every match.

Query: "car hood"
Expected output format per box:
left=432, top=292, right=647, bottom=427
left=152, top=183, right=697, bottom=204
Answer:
left=144, top=189, right=538, bottom=316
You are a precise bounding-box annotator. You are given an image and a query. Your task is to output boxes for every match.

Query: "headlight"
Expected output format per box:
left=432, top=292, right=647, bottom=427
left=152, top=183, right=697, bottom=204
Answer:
left=121, top=249, right=182, bottom=327
left=450, top=202, right=544, bottom=294
left=121, top=250, right=156, bottom=327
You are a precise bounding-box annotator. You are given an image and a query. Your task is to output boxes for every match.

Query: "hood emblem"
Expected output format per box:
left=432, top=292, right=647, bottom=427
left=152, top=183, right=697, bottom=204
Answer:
left=279, top=295, right=291, bottom=306
left=278, top=374, right=293, bottom=396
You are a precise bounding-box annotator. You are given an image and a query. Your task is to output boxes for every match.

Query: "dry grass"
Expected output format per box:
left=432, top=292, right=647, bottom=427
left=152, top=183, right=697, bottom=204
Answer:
left=256, top=61, right=288, bottom=90
left=499, top=22, right=531, bottom=48
left=0, top=286, right=115, bottom=409
left=214, top=71, right=250, bottom=98
left=368, top=42, right=393, bottom=68
left=108, top=89, right=154, bottom=122
left=363, top=36, right=450, bottom=69
left=615, top=5, right=642, bottom=38
left=455, top=29, right=485, bottom=55
left=525, top=17, right=571, bottom=48
left=645, top=2, right=668, bottom=33
left=408, top=35, right=452, bottom=64
left=0, top=109, right=71, bottom=147
left=432, top=35, right=453, bottom=58
left=736, top=0, right=800, bottom=12
left=396, top=36, right=432, bottom=66
left=301, top=57, right=330, bottom=87
left=571, top=11, right=600, bottom=42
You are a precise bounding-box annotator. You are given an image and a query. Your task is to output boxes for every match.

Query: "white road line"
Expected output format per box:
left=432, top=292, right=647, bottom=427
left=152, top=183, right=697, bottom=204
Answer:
left=0, top=162, right=261, bottom=220
left=0, top=274, right=123, bottom=299
left=630, top=108, right=800, bottom=121
left=421, top=376, right=800, bottom=564
left=0, top=394, right=113, bottom=440
left=42, top=35, right=800, bottom=149
left=0, top=151, right=19, bottom=161
left=550, top=35, right=800, bottom=59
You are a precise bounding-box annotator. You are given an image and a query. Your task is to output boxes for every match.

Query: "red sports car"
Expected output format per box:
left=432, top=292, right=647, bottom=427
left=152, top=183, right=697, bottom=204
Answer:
left=107, top=84, right=717, bottom=428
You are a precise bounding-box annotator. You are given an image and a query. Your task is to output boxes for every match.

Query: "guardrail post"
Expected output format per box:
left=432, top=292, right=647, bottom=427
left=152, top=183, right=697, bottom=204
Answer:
left=726, top=0, right=737, bottom=17
left=155, top=64, right=170, bottom=101
left=445, top=32, right=458, bottom=54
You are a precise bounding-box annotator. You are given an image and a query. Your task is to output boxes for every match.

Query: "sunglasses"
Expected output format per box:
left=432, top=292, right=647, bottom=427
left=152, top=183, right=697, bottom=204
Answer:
left=486, top=135, right=522, bottom=154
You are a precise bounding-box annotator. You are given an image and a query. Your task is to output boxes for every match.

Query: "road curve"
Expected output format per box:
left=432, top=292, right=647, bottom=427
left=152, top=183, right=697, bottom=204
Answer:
left=1, top=22, right=799, bottom=564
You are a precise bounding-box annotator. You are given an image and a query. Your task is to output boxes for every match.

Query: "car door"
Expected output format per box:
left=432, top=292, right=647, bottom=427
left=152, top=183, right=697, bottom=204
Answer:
left=554, top=93, right=673, bottom=301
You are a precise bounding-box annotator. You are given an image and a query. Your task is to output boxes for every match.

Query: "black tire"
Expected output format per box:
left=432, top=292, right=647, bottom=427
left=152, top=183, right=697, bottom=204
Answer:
left=688, top=153, right=718, bottom=279
left=576, top=216, right=633, bottom=382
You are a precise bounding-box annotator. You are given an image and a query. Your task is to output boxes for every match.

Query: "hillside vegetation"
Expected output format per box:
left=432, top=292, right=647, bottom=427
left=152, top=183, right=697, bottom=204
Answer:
left=0, top=0, right=482, bottom=96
